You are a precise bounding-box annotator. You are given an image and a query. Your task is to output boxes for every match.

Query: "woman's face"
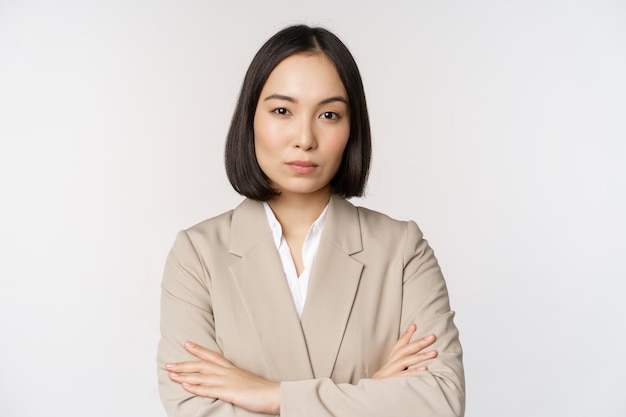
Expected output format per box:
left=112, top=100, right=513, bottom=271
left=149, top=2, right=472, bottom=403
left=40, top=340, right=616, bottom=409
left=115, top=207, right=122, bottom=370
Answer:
left=253, top=53, right=350, bottom=200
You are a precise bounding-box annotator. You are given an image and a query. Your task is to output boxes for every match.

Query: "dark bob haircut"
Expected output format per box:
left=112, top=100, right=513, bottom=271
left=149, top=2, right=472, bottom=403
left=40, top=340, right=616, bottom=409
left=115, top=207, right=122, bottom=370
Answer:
left=225, top=25, right=372, bottom=201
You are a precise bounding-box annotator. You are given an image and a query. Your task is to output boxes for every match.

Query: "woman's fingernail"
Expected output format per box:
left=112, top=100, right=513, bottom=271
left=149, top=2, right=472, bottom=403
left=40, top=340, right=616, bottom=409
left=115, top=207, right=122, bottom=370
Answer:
left=165, top=363, right=175, bottom=369
left=169, top=372, right=180, bottom=378
left=416, top=366, right=427, bottom=372
left=425, top=334, right=435, bottom=341
left=427, top=350, right=437, bottom=356
left=184, top=341, right=195, bottom=349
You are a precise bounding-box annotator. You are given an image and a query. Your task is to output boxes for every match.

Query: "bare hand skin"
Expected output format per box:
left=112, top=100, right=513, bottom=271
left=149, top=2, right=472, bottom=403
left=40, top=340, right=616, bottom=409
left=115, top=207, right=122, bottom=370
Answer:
left=166, top=342, right=280, bottom=415
left=372, top=323, right=438, bottom=379
left=167, top=326, right=436, bottom=413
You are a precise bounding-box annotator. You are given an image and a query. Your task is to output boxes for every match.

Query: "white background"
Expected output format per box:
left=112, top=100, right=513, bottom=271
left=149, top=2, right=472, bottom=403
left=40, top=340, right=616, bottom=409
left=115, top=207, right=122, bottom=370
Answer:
left=1, top=1, right=625, bottom=416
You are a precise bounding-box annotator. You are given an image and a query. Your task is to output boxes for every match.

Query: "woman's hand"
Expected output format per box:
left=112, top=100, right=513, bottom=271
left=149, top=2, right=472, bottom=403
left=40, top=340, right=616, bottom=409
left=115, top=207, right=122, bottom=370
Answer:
left=372, top=323, right=438, bottom=379
left=166, top=342, right=280, bottom=415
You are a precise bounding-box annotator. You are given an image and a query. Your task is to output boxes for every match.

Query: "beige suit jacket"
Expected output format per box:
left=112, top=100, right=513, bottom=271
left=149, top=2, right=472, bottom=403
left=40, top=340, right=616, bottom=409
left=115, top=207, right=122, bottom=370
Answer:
left=158, top=196, right=465, bottom=416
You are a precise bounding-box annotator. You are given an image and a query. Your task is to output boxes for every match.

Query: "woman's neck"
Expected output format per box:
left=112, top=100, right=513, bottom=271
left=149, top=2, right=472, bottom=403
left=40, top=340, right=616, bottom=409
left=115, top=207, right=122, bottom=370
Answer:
left=267, top=188, right=331, bottom=236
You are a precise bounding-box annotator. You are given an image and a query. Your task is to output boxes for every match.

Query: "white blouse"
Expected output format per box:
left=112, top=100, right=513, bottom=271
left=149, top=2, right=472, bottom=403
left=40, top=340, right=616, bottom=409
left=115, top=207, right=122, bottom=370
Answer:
left=262, top=202, right=328, bottom=319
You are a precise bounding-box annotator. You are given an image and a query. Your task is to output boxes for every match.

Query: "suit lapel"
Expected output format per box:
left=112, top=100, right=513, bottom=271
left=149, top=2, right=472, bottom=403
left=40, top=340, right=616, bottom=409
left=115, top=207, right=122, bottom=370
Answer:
left=300, top=196, right=364, bottom=378
left=228, top=199, right=314, bottom=380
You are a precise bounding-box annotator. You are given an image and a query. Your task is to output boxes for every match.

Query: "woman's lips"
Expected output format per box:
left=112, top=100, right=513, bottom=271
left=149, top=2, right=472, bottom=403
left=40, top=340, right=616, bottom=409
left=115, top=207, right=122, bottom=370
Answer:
left=286, top=160, right=318, bottom=174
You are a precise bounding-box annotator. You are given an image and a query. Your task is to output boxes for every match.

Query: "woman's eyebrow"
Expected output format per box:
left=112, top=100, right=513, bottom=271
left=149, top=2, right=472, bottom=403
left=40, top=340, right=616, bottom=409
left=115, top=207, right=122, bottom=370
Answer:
left=264, top=93, right=296, bottom=103
left=319, top=96, right=348, bottom=105
left=263, top=93, right=348, bottom=105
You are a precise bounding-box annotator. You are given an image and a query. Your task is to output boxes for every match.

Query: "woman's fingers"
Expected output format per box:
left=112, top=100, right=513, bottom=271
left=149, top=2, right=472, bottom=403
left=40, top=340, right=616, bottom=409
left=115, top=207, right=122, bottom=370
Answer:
left=165, top=360, right=220, bottom=374
left=179, top=382, right=218, bottom=399
left=373, top=349, right=437, bottom=379
left=169, top=370, right=219, bottom=385
left=388, top=333, right=437, bottom=363
left=405, top=365, right=428, bottom=375
left=372, top=326, right=439, bottom=380
left=395, top=349, right=438, bottom=371
left=165, top=342, right=231, bottom=374
left=388, top=323, right=417, bottom=358
left=168, top=346, right=281, bottom=415
left=399, top=323, right=417, bottom=346
left=184, top=342, right=232, bottom=366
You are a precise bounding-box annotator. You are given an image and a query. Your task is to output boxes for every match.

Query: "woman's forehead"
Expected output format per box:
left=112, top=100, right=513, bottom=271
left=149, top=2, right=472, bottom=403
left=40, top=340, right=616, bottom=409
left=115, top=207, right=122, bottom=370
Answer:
left=260, top=53, right=347, bottom=102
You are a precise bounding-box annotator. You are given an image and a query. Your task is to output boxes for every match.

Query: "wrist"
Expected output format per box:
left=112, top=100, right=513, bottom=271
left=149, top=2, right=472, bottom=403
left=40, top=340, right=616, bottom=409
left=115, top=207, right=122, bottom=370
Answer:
left=270, top=382, right=281, bottom=415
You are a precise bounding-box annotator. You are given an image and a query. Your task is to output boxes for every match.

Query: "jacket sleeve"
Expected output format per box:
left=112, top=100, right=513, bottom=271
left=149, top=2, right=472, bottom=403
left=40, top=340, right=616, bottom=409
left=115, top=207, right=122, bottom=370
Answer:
left=157, top=230, right=271, bottom=417
left=279, top=221, right=465, bottom=417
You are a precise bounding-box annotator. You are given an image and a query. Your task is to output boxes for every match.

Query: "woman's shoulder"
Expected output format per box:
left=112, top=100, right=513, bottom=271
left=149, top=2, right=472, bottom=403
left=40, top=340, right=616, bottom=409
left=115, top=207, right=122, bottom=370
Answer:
left=345, top=200, right=414, bottom=229
left=355, top=204, right=406, bottom=225
left=186, top=208, right=236, bottom=234
left=343, top=201, right=432, bottom=266
left=179, top=198, right=266, bottom=249
left=344, top=199, right=426, bottom=244
left=166, top=209, right=234, bottom=256
left=173, top=207, right=233, bottom=246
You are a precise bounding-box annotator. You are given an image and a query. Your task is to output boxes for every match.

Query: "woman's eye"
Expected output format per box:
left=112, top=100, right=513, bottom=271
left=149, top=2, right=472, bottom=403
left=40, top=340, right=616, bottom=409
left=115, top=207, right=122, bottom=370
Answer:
left=272, top=108, right=290, bottom=115
left=320, top=111, right=339, bottom=120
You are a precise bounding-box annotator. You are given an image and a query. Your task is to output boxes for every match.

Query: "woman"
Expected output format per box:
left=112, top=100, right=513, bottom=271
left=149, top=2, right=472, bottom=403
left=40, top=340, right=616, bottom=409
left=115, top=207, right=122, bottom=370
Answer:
left=158, top=25, right=465, bottom=416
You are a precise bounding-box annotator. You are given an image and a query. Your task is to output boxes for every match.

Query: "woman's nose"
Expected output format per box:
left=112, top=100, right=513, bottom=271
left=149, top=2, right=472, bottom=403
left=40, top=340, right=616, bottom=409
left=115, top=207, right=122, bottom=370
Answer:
left=294, top=118, right=317, bottom=151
